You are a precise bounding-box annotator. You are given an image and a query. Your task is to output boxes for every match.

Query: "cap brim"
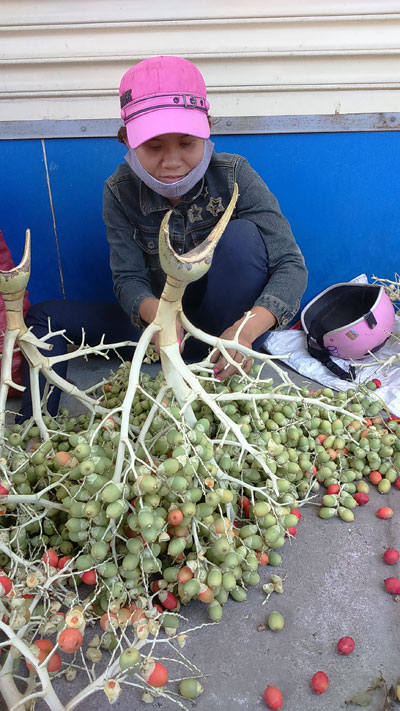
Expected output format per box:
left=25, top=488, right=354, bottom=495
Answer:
left=126, top=108, right=210, bottom=149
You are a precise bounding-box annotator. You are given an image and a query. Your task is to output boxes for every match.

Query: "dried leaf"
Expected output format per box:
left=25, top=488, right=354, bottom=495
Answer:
left=387, top=684, right=398, bottom=702
left=380, top=683, right=395, bottom=711
left=345, top=677, right=385, bottom=707
left=345, top=690, right=373, bottom=706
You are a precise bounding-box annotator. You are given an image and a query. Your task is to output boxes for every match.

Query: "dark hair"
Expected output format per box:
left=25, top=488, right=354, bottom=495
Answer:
left=117, top=126, right=127, bottom=144
left=117, top=120, right=213, bottom=144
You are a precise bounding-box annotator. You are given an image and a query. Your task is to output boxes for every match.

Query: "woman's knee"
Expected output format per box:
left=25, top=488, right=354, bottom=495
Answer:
left=25, top=300, right=65, bottom=330
left=214, top=219, right=268, bottom=271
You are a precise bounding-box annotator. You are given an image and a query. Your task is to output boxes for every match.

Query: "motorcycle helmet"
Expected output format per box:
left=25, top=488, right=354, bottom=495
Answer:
left=301, top=282, right=395, bottom=380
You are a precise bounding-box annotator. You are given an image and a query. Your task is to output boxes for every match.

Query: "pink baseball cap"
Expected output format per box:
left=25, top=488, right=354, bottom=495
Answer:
left=119, top=56, right=210, bottom=149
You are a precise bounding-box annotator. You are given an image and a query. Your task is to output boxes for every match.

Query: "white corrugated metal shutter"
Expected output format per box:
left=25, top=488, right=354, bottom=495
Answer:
left=1, top=0, right=400, bottom=124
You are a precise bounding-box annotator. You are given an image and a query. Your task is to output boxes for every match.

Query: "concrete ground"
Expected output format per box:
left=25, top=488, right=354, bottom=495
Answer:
left=5, top=353, right=400, bottom=711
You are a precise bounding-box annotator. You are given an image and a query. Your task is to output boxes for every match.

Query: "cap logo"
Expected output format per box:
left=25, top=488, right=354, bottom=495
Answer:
left=120, top=89, right=132, bottom=108
left=183, top=94, right=202, bottom=108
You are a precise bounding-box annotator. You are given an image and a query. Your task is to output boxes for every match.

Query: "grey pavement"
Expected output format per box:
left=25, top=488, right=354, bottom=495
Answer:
left=5, top=354, right=400, bottom=711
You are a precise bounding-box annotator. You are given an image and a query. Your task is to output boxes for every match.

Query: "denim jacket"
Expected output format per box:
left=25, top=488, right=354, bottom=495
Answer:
left=103, top=151, right=308, bottom=330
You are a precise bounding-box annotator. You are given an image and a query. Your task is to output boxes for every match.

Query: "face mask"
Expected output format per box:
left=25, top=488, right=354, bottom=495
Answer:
left=125, top=139, right=214, bottom=199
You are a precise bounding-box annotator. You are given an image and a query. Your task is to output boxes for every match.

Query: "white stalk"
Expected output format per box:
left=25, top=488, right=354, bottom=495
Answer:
left=213, top=391, right=365, bottom=422
left=0, top=621, right=65, bottom=711
left=160, top=345, right=197, bottom=428
left=1, top=495, right=67, bottom=511
left=164, top=346, right=279, bottom=493
left=180, top=312, right=294, bottom=385
left=113, top=322, right=159, bottom=482
left=47, top=339, right=138, bottom=367
left=29, top=366, right=51, bottom=441
left=0, top=330, right=20, bottom=440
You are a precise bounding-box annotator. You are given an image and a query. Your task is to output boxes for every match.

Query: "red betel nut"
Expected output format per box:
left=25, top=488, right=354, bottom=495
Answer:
left=337, top=636, right=355, bottom=655
left=0, top=576, right=12, bottom=597
left=377, top=507, right=394, bottom=519
left=383, top=548, right=399, bottom=565
left=311, top=671, right=329, bottom=694
left=263, top=685, right=283, bottom=709
left=384, top=577, right=400, bottom=594
left=158, top=590, right=178, bottom=610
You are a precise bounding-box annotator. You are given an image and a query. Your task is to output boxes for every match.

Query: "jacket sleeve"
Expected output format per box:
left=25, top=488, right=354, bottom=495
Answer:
left=103, top=180, right=154, bottom=329
left=235, top=156, right=308, bottom=327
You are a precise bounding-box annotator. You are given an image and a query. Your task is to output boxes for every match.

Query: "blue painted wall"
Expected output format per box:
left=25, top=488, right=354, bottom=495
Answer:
left=2, top=132, right=399, bottom=315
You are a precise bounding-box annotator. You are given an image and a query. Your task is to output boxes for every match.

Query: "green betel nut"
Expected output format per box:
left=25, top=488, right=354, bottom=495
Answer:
left=268, top=611, right=285, bottom=631
left=179, top=679, right=204, bottom=699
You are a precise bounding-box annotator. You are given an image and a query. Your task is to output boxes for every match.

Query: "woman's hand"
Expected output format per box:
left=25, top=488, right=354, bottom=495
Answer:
left=210, top=306, right=277, bottom=380
left=139, top=297, right=184, bottom=354
left=152, top=320, right=185, bottom=355
left=210, top=326, right=253, bottom=379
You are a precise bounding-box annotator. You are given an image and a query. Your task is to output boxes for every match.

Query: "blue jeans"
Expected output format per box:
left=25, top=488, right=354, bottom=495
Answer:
left=18, top=219, right=269, bottom=419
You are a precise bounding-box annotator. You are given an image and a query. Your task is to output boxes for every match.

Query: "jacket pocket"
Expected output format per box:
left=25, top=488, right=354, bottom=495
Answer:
left=133, top=230, right=160, bottom=271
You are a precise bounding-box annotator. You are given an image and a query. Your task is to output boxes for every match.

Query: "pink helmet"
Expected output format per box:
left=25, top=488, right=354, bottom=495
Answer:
left=301, top=283, right=395, bottom=379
